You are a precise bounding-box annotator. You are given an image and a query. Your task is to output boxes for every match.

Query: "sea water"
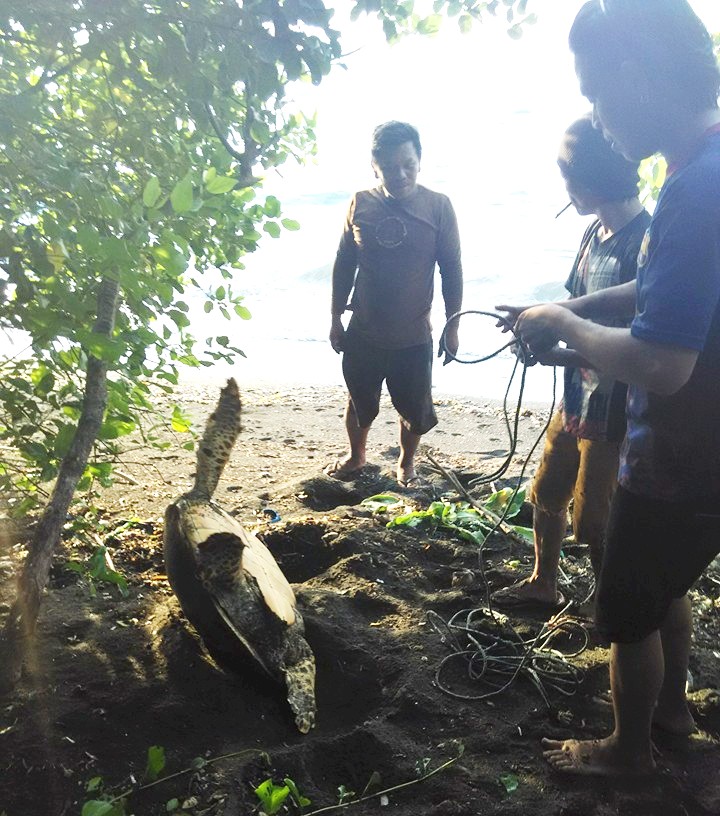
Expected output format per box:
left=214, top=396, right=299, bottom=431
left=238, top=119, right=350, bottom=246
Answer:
left=181, top=7, right=595, bottom=405
left=199, top=0, right=720, bottom=403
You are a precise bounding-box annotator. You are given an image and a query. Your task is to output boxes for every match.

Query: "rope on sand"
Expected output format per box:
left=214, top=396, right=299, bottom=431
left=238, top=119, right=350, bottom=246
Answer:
left=426, top=606, right=588, bottom=707
left=427, top=311, right=589, bottom=707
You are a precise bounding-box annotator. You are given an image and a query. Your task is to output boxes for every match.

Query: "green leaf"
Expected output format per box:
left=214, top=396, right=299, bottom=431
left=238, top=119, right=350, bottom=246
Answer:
left=81, top=802, right=115, bottom=816
left=254, top=778, right=291, bottom=814
left=263, top=221, right=281, bottom=238
left=79, top=546, right=129, bottom=596
left=46, top=240, right=69, bottom=273
left=205, top=174, right=237, bottom=195
left=143, top=177, right=162, bottom=208
left=281, top=218, right=300, bottom=231
left=145, top=745, right=166, bottom=782
left=171, top=405, right=191, bottom=433
left=417, top=14, right=442, bottom=34
left=166, top=799, right=179, bottom=812
left=170, top=176, right=194, bottom=213
left=361, top=494, right=402, bottom=513
left=499, top=772, right=519, bottom=793
left=249, top=120, right=271, bottom=144
left=511, top=525, right=534, bottom=543
left=98, top=419, right=135, bottom=440
left=234, top=305, right=252, bottom=320
left=284, top=778, right=311, bottom=808
left=269, top=786, right=291, bottom=812
left=169, top=310, right=191, bottom=329
left=483, top=487, right=525, bottom=519
left=84, top=334, right=126, bottom=364
left=458, top=14, right=472, bottom=33
left=264, top=195, right=282, bottom=217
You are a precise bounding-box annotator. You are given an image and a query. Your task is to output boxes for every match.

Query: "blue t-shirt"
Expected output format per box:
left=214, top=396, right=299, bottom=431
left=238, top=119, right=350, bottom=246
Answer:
left=619, top=132, right=720, bottom=500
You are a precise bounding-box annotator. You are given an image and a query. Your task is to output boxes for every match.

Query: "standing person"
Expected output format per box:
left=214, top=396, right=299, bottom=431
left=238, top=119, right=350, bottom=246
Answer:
left=509, top=0, right=720, bottom=777
left=492, top=114, right=650, bottom=613
left=326, top=121, right=463, bottom=487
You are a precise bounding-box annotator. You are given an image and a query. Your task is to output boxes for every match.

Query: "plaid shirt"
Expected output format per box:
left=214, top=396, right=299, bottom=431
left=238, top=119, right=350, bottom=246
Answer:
left=562, top=211, right=651, bottom=442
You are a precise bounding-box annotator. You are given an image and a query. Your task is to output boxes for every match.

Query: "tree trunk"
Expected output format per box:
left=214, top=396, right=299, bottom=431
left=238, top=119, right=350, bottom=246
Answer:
left=0, top=277, right=119, bottom=692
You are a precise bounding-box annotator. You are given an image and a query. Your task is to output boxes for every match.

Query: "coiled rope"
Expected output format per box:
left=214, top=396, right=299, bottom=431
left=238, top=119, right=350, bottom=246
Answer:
left=425, top=310, right=590, bottom=707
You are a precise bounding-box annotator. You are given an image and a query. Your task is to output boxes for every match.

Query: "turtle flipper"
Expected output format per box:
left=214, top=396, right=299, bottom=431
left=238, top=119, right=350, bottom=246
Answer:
left=284, top=640, right=317, bottom=733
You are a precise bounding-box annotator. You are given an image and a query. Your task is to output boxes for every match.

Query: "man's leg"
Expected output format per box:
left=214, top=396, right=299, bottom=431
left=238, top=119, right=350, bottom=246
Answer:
left=573, top=437, right=621, bottom=581
left=494, top=504, right=569, bottom=606
left=521, top=505, right=568, bottom=602
left=330, top=398, right=370, bottom=475
left=386, top=341, right=436, bottom=486
left=397, top=421, right=421, bottom=485
left=654, top=595, right=695, bottom=735
left=543, top=486, right=699, bottom=775
left=543, top=632, right=661, bottom=776
left=327, top=333, right=383, bottom=478
left=492, top=412, right=575, bottom=607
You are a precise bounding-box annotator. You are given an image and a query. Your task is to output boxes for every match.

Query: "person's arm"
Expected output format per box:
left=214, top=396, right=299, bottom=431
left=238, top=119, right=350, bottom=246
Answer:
left=562, top=279, right=637, bottom=321
left=496, top=279, right=637, bottom=332
left=533, top=346, right=593, bottom=368
left=515, top=303, right=698, bottom=394
left=329, top=199, right=359, bottom=353
left=437, top=197, right=463, bottom=363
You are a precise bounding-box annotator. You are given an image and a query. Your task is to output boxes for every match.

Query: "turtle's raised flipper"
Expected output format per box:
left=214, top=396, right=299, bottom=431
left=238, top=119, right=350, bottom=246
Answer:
left=284, top=642, right=317, bottom=733
left=193, top=379, right=242, bottom=501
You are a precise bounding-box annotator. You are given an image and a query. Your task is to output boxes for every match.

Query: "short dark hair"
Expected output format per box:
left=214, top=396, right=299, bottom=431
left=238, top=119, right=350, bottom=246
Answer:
left=371, top=121, right=422, bottom=161
left=569, top=0, right=720, bottom=113
left=558, top=113, right=640, bottom=201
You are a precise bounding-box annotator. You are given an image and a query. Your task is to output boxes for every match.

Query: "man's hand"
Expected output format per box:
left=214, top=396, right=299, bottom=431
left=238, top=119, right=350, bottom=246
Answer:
left=514, top=303, right=567, bottom=354
left=329, top=315, right=346, bottom=354
left=440, top=323, right=459, bottom=365
left=495, top=303, right=534, bottom=334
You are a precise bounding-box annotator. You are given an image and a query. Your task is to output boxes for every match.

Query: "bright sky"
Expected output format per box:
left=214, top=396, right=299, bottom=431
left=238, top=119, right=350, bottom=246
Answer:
left=277, top=0, right=720, bottom=196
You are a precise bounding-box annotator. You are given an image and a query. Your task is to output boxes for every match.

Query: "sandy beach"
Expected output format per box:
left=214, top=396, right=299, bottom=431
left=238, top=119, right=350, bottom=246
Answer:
left=106, top=380, right=555, bottom=522
left=2, top=379, right=719, bottom=816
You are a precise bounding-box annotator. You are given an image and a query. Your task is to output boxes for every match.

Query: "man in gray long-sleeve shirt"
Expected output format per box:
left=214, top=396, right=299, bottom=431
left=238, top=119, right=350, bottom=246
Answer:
left=327, top=121, right=463, bottom=487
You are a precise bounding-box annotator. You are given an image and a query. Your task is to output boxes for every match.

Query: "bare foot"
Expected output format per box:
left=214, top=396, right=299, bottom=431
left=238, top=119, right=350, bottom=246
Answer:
left=324, top=455, right=365, bottom=479
left=491, top=577, right=565, bottom=609
left=542, top=736, right=655, bottom=777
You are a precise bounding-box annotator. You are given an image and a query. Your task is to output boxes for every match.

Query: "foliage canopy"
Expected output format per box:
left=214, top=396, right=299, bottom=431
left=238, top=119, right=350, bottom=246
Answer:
left=0, top=0, right=341, bottom=512
left=0, top=0, right=535, bottom=514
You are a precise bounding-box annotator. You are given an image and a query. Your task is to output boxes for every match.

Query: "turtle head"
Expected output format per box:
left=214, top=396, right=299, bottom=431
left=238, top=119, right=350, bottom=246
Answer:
left=192, top=379, right=242, bottom=500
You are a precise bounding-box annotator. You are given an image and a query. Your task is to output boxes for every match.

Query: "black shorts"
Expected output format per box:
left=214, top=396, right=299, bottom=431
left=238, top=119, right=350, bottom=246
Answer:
left=596, top=485, right=720, bottom=643
left=341, top=330, right=438, bottom=435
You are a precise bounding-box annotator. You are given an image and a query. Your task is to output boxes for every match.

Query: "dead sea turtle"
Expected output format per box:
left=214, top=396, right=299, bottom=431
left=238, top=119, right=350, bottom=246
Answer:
left=163, top=379, right=316, bottom=732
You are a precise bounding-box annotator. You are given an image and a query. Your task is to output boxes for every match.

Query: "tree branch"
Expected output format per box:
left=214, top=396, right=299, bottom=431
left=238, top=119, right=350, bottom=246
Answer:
left=0, top=276, right=120, bottom=692
left=204, top=101, right=258, bottom=187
